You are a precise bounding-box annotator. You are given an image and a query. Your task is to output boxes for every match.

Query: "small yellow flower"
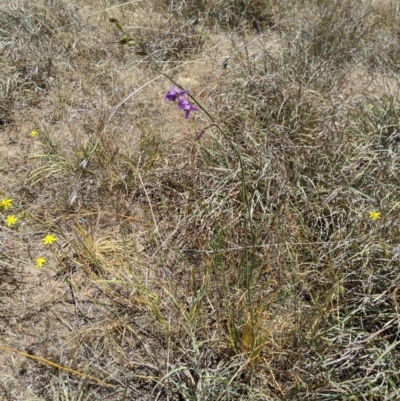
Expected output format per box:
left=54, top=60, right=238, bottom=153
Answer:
left=30, top=130, right=38, bottom=138
left=5, top=215, right=18, bottom=227
left=0, top=198, right=12, bottom=210
left=35, top=257, right=46, bottom=268
left=43, top=234, right=57, bottom=245
left=369, top=211, right=381, bottom=221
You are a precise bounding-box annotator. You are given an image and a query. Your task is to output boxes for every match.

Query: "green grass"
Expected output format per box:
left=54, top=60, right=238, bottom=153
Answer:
left=1, top=0, right=400, bottom=400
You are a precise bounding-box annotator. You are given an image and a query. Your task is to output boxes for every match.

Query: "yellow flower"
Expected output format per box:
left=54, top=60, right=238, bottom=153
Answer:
left=5, top=215, right=18, bottom=227
left=0, top=198, right=12, bottom=210
left=369, top=211, right=381, bottom=221
left=30, top=130, right=38, bottom=138
left=35, top=257, right=46, bottom=268
left=43, top=234, right=57, bottom=245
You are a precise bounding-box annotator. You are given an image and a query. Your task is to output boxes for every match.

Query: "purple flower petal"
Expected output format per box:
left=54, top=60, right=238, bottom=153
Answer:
left=165, top=86, right=189, bottom=102
left=186, top=104, right=198, bottom=119
left=178, top=99, right=198, bottom=119
left=184, top=108, right=191, bottom=119
left=177, top=97, right=189, bottom=110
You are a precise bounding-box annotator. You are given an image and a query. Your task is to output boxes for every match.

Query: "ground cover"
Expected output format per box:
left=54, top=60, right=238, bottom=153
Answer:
left=1, top=0, right=400, bottom=399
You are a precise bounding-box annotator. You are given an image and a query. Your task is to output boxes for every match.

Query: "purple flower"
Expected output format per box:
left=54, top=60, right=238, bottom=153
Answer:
left=165, top=86, right=189, bottom=102
left=178, top=98, right=199, bottom=119
left=165, top=85, right=199, bottom=119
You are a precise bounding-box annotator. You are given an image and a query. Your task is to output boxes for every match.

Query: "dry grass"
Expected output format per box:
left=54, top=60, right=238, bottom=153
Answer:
left=1, top=0, right=400, bottom=400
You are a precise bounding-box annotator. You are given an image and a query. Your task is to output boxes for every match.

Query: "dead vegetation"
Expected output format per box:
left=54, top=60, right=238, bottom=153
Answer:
left=1, top=0, right=400, bottom=400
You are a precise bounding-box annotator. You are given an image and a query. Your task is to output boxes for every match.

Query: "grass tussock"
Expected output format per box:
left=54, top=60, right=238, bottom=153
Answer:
left=1, top=0, right=400, bottom=400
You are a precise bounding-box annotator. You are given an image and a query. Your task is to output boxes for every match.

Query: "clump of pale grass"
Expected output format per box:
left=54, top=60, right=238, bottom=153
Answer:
left=155, top=0, right=275, bottom=31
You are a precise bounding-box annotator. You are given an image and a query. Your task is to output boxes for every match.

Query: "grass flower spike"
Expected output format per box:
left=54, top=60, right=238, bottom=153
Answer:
left=43, top=234, right=57, bottom=245
left=35, top=257, right=46, bottom=268
left=5, top=215, right=18, bottom=227
left=0, top=198, right=13, bottom=210
left=369, top=211, right=381, bottom=221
